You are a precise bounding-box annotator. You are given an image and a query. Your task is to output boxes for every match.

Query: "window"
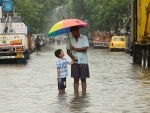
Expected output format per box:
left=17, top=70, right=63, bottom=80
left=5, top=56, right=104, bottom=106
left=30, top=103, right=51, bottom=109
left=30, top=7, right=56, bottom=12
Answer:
left=113, top=37, right=124, bottom=41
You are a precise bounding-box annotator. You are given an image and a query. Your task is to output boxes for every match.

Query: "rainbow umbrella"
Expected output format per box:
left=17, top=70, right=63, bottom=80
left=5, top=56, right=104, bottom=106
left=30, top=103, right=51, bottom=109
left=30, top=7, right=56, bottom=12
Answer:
left=48, top=19, right=88, bottom=37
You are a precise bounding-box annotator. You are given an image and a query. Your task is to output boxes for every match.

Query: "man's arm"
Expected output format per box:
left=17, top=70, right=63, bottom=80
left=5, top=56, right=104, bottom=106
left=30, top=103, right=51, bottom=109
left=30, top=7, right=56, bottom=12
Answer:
left=70, top=45, right=88, bottom=52
left=67, top=49, right=78, bottom=62
left=70, top=36, right=89, bottom=52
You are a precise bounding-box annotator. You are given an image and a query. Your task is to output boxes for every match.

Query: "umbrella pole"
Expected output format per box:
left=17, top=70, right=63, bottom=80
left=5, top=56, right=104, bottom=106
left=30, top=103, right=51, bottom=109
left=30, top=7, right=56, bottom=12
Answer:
left=66, top=31, right=71, bottom=44
left=63, top=17, right=71, bottom=45
left=66, top=29, right=72, bottom=51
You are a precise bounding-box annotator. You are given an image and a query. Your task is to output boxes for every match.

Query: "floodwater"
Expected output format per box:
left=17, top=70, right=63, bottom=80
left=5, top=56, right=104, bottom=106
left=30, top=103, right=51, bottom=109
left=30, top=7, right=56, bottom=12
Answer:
left=0, top=42, right=150, bottom=113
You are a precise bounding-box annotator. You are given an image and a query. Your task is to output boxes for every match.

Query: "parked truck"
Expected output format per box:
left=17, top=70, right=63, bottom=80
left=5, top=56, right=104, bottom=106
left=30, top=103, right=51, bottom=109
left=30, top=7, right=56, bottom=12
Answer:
left=0, top=0, right=32, bottom=63
left=92, top=30, right=111, bottom=48
left=130, top=0, right=150, bottom=68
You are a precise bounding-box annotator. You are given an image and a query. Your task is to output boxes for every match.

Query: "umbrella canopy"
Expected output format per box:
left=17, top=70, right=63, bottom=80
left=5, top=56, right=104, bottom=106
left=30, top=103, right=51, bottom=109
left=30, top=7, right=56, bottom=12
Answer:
left=48, top=19, right=88, bottom=37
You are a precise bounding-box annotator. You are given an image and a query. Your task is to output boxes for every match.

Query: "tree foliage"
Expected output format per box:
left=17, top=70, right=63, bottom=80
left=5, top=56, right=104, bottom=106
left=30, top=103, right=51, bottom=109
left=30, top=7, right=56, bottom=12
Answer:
left=13, top=0, right=131, bottom=35
left=67, top=0, right=131, bottom=33
left=14, top=0, right=64, bottom=33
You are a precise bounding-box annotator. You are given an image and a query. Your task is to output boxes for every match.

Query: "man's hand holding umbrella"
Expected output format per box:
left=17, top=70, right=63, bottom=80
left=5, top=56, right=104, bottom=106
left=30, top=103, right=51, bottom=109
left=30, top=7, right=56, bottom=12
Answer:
left=69, top=44, right=78, bottom=62
left=70, top=44, right=76, bottom=50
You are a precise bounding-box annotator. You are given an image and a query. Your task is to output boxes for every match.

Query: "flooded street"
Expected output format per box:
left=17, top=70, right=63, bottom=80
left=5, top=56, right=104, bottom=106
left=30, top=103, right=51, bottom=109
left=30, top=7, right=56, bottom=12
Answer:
left=1, top=43, right=150, bottom=113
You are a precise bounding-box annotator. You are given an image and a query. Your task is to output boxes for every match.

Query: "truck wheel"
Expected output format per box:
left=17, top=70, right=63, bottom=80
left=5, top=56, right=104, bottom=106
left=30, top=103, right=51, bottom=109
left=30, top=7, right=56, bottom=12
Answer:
left=29, top=48, right=33, bottom=54
left=145, top=51, right=149, bottom=68
left=141, top=50, right=145, bottom=67
left=27, top=50, right=30, bottom=59
left=133, top=53, right=136, bottom=63
left=17, top=50, right=28, bottom=63
left=133, top=45, right=137, bottom=63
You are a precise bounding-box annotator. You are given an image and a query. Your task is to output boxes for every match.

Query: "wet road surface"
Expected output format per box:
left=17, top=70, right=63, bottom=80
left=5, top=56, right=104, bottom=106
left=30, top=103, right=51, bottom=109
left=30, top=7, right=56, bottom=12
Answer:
left=0, top=43, right=150, bottom=113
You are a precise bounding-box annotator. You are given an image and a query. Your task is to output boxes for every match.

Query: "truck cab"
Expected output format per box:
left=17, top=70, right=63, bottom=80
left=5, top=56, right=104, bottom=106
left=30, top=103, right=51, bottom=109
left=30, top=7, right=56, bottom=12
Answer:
left=0, top=0, right=32, bottom=63
left=0, top=0, right=14, bottom=15
left=131, top=0, right=150, bottom=68
left=92, top=30, right=111, bottom=49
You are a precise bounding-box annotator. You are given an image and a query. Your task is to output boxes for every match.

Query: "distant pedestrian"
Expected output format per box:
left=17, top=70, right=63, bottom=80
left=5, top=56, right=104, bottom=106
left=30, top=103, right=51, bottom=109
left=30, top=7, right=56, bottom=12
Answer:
left=57, top=38, right=61, bottom=45
left=54, top=49, right=74, bottom=93
left=35, top=36, right=41, bottom=54
left=52, top=38, right=55, bottom=45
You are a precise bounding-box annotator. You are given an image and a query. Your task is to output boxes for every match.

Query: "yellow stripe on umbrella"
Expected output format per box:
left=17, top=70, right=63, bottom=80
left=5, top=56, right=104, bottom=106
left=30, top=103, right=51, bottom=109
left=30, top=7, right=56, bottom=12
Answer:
left=48, top=19, right=88, bottom=37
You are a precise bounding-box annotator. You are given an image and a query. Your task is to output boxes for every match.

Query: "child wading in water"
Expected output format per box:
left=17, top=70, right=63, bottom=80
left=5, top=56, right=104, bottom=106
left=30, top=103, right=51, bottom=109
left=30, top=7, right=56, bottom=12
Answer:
left=54, top=49, right=74, bottom=93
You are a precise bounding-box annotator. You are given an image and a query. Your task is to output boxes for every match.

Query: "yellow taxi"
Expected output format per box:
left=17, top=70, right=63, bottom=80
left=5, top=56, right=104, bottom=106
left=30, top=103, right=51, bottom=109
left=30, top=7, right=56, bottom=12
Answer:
left=109, top=36, right=126, bottom=51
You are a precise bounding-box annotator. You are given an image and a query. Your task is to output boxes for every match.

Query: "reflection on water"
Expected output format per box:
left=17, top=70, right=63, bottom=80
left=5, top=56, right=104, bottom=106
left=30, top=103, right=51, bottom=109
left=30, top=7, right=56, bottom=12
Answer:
left=55, top=93, right=68, bottom=113
left=69, top=93, right=89, bottom=113
left=0, top=44, right=150, bottom=113
left=55, top=92, right=90, bottom=113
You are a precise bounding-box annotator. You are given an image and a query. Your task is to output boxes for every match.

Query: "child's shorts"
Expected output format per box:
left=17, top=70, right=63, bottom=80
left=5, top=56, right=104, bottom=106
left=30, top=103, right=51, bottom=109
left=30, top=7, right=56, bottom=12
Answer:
left=58, top=77, right=66, bottom=90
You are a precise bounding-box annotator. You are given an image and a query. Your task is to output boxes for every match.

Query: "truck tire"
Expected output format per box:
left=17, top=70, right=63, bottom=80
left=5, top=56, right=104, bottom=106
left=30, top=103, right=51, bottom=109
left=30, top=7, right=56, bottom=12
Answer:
left=109, top=48, right=113, bottom=52
left=27, top=50, right=30, bottom=59
left=133, top=45, right=137, bottom=63
left=17, top=50, right=28, bottom=63
left=145, top=51, right=149, bottom=68
left=141, top=50, right=145, bottom=67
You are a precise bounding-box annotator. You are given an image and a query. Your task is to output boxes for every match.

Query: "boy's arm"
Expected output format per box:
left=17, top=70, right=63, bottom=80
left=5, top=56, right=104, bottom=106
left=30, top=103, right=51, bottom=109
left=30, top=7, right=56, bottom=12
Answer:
left=57, top=67, right=60, bottom=78
left=57, top=67, right=61, bottom=82
left=69, top=61, right=74, bottom=65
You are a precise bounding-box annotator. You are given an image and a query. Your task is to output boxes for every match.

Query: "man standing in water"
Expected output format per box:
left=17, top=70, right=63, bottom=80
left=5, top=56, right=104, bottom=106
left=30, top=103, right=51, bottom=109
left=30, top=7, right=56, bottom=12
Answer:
left=66, top=26, right=90, bottom=94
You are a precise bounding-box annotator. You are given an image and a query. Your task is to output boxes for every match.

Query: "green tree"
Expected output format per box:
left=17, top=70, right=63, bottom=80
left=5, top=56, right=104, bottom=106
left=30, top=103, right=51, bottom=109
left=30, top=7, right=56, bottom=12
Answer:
left=67, top=0, right=131, bottom=33
left=14, top=0, right=64, bottom=33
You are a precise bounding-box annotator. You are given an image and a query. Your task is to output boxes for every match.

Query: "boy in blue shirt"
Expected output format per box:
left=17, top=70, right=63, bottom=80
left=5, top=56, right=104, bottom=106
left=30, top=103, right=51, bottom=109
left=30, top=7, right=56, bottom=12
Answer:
left=54, top=49, right=74, bottom=93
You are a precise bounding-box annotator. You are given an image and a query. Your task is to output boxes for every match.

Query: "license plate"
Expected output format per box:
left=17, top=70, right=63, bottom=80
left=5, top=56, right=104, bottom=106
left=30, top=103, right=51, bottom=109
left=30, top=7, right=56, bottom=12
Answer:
left=116, top=44, right=121, bottom=47
left=16, top=52, right=23, bottom=58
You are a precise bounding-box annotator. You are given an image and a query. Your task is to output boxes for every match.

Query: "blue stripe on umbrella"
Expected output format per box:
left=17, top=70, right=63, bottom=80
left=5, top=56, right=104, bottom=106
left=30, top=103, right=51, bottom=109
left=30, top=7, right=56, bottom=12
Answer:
left=48, top=25, right=87, bottom=37
left=48, top=28, right=70, bottom=37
